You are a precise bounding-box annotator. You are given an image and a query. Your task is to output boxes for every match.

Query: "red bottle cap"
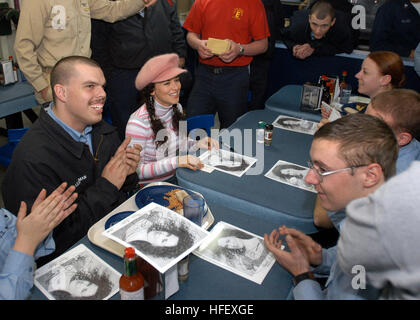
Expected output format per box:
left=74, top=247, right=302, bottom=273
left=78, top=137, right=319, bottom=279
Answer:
left=343, top=71, right=348, bottom=75
left=125, top=247, right=136, bottom=258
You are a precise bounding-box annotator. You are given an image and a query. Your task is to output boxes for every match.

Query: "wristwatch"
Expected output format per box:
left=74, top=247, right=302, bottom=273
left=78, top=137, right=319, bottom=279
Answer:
left=238, top=43, right=244, bottom=55
left=293, top=271, right=315, bottom=286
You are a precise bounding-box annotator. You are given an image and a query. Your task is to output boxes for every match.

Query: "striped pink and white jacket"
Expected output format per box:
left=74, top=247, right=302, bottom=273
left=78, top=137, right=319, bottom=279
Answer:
left=125, top=101, right=195, bottom=183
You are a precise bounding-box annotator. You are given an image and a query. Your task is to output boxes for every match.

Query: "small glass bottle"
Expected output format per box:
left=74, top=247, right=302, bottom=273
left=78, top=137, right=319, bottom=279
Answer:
left=120, top=247, right=145, bottom=300
left=320, top=76, right=331, bottom=104
left=177, top=255, right=189, bottom=282
left=136, top=256, right=161, bottom=299
left=339, top=71, right=352, bottom=104
left=257, top=121, right=266, bottom=144
left=264, top=124, right=273, bottom=146
left=9, top=56, right=18, bottom=82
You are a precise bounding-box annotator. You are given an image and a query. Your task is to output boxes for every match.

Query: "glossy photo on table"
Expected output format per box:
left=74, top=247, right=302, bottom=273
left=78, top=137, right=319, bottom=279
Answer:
left=102, top=202, right=209, bottom=274
left=199, top=149, right=257, bottom=178
left=34, top=244, right=121, bottom=300
left=272, top=114, right=318, bottom=135
left=265, top=160, right=317, bottom=193
left=193, top=221, right=276, bottom=284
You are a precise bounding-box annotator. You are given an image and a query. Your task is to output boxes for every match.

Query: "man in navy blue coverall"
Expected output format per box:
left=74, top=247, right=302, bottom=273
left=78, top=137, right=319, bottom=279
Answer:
left=282, top=0, right=354, bottom=59
left=370, top=0, right=420, bottom=57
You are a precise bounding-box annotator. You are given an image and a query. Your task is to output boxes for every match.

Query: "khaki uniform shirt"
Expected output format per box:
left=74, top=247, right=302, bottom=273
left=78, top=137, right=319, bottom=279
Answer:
left=14, top=0, right=146, bottom=103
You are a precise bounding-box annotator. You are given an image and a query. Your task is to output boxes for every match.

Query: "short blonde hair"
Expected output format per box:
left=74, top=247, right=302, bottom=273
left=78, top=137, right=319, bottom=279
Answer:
left=370, top=89, right=420, bottom=139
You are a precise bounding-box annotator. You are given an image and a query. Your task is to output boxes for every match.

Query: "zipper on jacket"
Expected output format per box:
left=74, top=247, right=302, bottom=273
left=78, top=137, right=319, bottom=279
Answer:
left=93, top=134, right=104, bottom=163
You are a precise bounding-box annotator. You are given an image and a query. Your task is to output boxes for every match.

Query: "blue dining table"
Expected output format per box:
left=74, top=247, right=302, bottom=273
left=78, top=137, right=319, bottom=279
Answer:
left=177, top=109, right=319, bottom=234
left=264, top=84, right=322, bottom=122
left=29, top=198, right=294, bottom=300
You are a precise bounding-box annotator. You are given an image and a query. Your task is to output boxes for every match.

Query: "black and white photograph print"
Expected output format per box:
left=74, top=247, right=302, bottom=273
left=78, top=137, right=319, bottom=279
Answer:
left=199, top=149, right=257, bottom=177
left=102, top=202, right=209, bottom=274
left=272, top=115, right=318, bottom=135
left=34, top=244, right=120, bottom=300
left=194, top=221, right=276, bottom=284
left=301, top=83, right=322, bottom=111
left=265, top=160, right=316, bottom=193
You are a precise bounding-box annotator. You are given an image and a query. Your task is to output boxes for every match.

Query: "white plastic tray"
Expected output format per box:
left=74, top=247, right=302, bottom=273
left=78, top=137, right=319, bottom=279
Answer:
left=87, top=182, right=215, bottom=258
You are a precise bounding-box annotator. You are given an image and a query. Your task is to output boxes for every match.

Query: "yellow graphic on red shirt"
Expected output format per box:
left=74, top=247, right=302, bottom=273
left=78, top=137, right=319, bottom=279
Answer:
left=233, top=8, right=244, bottom=20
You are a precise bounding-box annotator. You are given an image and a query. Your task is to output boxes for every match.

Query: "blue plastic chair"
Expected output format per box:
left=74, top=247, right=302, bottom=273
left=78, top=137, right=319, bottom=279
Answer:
left=186, top=114, right=214, bottom=137
left=0, top=128, right=28, bottom=167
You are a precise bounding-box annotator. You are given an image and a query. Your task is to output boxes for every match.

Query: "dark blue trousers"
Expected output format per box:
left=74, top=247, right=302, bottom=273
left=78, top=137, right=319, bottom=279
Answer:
left=186, top=64, right=249, bottom=129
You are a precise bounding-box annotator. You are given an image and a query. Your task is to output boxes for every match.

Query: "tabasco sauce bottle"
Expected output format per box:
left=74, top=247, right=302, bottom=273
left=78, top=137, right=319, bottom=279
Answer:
left=120, top=247, right=144, bottom=300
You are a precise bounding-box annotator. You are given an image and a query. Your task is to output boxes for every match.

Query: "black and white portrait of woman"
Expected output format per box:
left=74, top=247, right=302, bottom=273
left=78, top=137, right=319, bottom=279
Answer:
left=34, top=245, right=120, bottom=300
left=273, top=115, right=317, bottom=135
left=265, top=160, right=316, bottom=193
left=103, top=203, right=209, bottom=273
left=194, top=222, right=275, bottom=284
left=200, top=149, right=257, bottom=177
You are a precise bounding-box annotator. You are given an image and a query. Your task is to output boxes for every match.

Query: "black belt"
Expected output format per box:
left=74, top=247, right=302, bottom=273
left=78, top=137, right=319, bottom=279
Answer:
left=201, top=64, right=247, bottom=74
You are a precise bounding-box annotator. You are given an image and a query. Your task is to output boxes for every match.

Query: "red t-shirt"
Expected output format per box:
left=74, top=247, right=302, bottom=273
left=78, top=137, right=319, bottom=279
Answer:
left=183, top=0, right=270, bottom=67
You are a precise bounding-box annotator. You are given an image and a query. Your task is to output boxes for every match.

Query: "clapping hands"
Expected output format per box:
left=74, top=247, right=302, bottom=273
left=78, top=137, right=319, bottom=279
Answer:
left=14, top=182, right=78, bottom=256
left=102, top=137, right=142, bottom=189
left=264, top=226, right=322, bottom=276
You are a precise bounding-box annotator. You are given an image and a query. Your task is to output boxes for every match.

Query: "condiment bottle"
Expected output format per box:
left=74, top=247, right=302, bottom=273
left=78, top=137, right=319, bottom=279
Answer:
left=120, top=247, right=144, bottom=300
left=264, top=124, right=273, bottom=146
left=257, top=121, right=266, bottom=144
left=136, top=256, right=161, bottom=299
left=9, top=56, right=18, bottom=82
left=339, top=71, right=352, bottom=104
left=320, top=76, right=331, bottom=104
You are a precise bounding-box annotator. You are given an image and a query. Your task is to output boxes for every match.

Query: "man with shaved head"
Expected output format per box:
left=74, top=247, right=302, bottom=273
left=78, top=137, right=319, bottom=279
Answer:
left=2, top=56, right=142, bottom=266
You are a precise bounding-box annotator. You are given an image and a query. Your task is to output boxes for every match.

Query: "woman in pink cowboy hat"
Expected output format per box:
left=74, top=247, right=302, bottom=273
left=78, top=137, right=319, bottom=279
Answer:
left=126, top=53, right=219, bottom=184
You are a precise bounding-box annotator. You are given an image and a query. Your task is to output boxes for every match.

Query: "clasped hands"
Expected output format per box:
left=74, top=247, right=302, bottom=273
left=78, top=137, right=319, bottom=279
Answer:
left=292, top=43, right=315, bottom=60
left=101, top=137, right=142, bottom=190
left=178, top=137, right=219, bottom=170
left=264, top=225, right=323, bottom=277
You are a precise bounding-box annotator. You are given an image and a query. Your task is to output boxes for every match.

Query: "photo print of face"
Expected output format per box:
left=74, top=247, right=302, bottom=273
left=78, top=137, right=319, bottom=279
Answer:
left=194, top=222, right=276, bottom=284
left=265, top=160, right=316, bottom=193
left=103, top=203, right=209, bottom=273
left=206, top=149, right=249, bottom=172
left=206, top=227, right=268, bottom=275
left=34, top=245, right=120, bottom=300
left=273, top=115, right=317, bottom=135
left=199, top=148, right=258, bottom=178
left=124, top=208, right=195, bottom=260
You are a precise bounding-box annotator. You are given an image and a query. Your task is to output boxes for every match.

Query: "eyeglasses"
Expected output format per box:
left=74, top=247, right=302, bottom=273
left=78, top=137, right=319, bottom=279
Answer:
left=307, top=160, right=368, bottom=182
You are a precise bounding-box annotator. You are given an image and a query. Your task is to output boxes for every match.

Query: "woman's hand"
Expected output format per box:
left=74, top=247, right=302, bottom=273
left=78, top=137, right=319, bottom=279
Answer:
left=178, top=155, right=204, bottom=171
left=195, top=137, right=219, bottom=150
left=321, top=105, right=332, bottom=120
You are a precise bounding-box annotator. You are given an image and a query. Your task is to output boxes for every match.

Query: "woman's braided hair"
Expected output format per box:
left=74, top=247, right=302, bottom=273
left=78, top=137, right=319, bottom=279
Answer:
left=140, top=82, right=185, bottom=147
